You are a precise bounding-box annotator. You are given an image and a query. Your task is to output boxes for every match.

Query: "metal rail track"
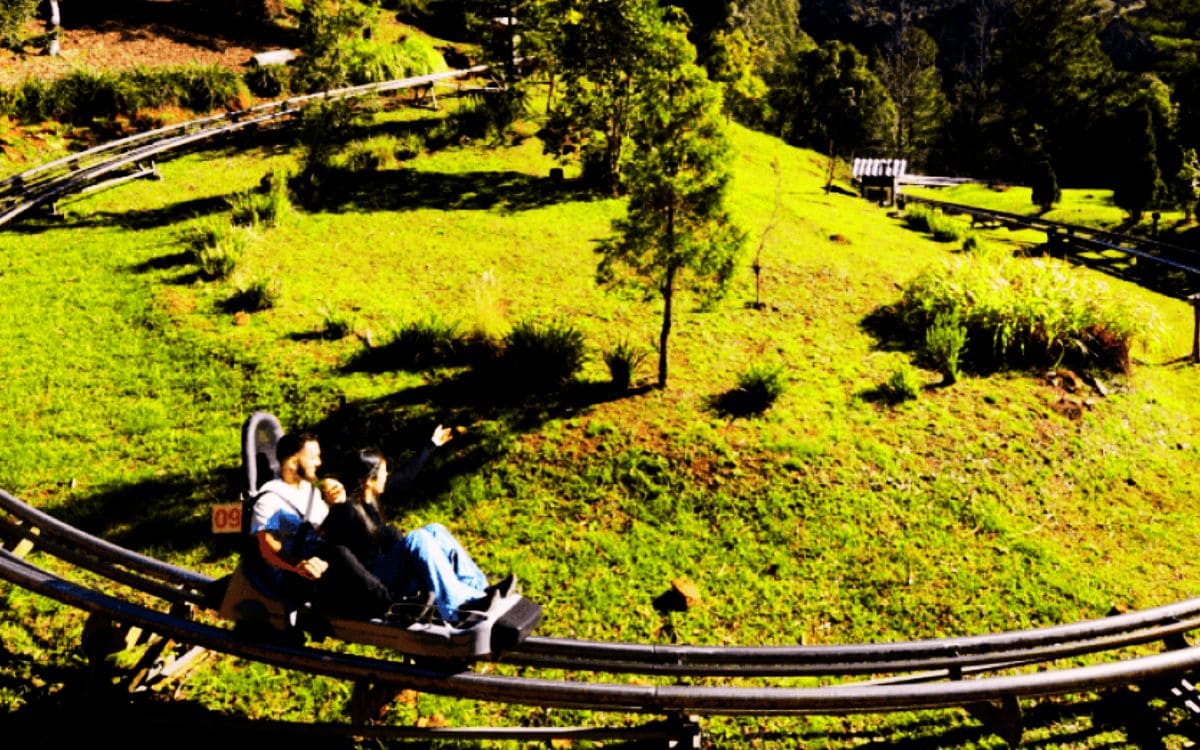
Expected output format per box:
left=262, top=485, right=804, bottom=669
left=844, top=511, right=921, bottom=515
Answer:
left=0, top=64, right=491, bottom=228
left=901, top=193, right=1200, bottom=280
left=6, top=545, right=1200, bottom=718
left=3, top=486, right=1198, bottom=690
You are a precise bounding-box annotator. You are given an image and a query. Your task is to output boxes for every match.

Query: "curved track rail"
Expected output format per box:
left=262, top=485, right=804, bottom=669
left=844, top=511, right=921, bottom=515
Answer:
left=0, top=64, right=490, bottom=228
left=3, top=485, right=1200, bottom=744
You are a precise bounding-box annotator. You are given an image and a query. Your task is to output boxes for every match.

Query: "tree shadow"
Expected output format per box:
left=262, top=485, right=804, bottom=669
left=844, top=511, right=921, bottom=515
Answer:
left=46, top=361, right=644, bottom=562
left=297, top=166, right=599, bottom=216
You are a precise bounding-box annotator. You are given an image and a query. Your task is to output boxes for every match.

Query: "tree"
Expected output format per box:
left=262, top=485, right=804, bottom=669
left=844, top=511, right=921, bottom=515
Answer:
left=596, top=10, right=745, bottom=388
left=996, top=0, right=1116, bottom=183
left=875, top=25, right=949, bottom=165
left=772, top=39, right=897, bottom=157
left=540, top=0, right=669, bottom=193
left=1114, top=105, right=1165, bottom=222
left=1168, top=147, right=1199, bottom=221
left=1030, top=158, right=1060, bottom=212
left=294, top=0, right=381, bottom=92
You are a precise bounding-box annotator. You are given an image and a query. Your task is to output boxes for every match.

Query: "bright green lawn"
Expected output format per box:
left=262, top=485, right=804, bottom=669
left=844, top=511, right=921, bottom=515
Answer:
left=3, top=104, right=1200, bottom=747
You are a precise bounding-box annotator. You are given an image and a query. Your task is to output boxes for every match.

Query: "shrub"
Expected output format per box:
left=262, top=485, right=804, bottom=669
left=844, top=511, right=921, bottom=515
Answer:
left=885, top=364, right=922, bottom=402
left=604, top=340, right=648, bottom=391
left=228, top=277, right=282, bottom=312
left=0, top=0, right=38, bottom=49
left=3, top=64, right=249, bottom=125
left=498, top=319, right=587, bottom=391
left=244, top=64, right=291, bottom=98
left=733, top=363, right=786, bottom=413
left=924, top=311, right=967, bottom=384
left=897, top=252, right=1162, bottom=374
left=176, top=65, right=249, bottom=111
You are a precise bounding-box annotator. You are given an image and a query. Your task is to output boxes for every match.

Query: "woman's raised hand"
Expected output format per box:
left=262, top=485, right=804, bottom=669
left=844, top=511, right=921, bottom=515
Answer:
left=432, top=424, right=456, bottom=447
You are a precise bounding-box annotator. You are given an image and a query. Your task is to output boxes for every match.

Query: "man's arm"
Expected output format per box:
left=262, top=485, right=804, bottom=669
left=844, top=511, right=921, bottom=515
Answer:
left=256, top=530, right=328, bottom=580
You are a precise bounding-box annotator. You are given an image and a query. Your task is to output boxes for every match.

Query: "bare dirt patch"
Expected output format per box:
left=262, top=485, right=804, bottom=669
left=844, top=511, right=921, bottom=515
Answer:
left=0, top=8, right=294, bottom=87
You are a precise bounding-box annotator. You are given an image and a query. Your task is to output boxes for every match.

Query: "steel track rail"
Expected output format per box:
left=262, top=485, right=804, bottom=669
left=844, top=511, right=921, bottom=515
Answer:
left=902, top=194, right=1200, bottom=276
left=0, top=64, right=492, bottom=228
left=4, top=487, right=1199, bottom=679
left=6, top=545, right=1200, bottom=716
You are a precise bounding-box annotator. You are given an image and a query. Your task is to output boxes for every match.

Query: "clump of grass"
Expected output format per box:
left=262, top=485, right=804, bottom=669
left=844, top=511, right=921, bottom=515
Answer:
left=885, top=363, right=922, bottom=402
left=497, top=319, right=587, bottom=392
left=604, top=340, right=649, bottom=391
left=185, top=222, right=248, bottom=281
left=319, top=304, right=353, bottom=340
left=924, top=311, right=968, bottom=384
left=227, top=277, right=282, bottom=312
left=229, top=171, right=293, bottom=228
left=338, top=132, right=425, bottom=172
left=734, top=363, right=787, bottom=412
left=904, top=204, right=969, bottom=243
left=389, top=317, right=463, bottom=369
left=471, top=269, right=507, bottom=342
left=712, top=363, right=787, bottom=416
left=897, top=252, right=1162, bottom=373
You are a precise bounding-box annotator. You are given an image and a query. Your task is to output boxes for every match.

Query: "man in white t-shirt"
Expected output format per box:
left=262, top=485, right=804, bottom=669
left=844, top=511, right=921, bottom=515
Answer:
left=251, top=431, right=393, bottom=618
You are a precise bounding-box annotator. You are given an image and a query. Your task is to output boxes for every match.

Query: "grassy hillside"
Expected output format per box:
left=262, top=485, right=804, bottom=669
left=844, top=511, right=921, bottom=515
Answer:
left=3, top=101, right=1200, bottom=746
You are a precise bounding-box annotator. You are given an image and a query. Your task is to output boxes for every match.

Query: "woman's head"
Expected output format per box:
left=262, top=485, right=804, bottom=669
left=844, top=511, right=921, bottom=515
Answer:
left=352, top=449, right=388, bottom=497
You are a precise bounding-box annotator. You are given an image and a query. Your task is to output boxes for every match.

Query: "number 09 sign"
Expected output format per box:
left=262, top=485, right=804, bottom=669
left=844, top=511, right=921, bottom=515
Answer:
left=211, top=503, right=243, bottom=534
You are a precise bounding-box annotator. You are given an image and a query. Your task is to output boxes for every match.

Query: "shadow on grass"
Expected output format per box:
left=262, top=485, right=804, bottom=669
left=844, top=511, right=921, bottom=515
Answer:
left=296, top=166, right=599, bottom=215
left=48, top=368, right=642, bottom=562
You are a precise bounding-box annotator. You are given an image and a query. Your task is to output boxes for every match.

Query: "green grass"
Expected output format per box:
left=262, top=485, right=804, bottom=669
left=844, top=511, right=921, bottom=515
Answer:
left=4, top=100, right=1200, bottom=746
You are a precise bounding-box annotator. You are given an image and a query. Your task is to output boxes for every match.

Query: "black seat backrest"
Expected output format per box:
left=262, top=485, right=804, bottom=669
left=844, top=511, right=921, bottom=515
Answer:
left=240, top=412, right=284, bottom=535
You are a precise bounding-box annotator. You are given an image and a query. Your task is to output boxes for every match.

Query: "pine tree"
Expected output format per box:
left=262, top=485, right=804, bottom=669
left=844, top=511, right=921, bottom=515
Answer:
left=1114, top=105, right=1164, bottom=222
left=596, top=9, right=746, bottom=388
left=875, top=25, right=949, bottom=165
left=997, top=0, right=1115, bottom=181
left=1030, top=158, right=1060, bottom=212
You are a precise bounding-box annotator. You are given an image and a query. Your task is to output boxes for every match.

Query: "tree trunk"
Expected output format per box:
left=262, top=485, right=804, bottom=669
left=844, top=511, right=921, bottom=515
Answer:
left=658, top=264, right=675, bottom=389
left=659, top=206, right=677, bottom=389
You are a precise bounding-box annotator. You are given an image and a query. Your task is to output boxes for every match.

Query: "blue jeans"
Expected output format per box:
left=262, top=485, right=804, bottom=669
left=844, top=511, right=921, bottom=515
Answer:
left=369, top=522, right=488, bottom=621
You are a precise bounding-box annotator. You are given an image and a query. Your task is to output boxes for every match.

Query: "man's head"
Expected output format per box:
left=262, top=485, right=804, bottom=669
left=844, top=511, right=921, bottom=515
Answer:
left=276, top=432, right=321, bottom=483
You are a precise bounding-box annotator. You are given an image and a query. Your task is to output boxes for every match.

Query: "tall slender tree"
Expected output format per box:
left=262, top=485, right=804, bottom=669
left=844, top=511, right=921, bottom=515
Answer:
left=596, top=9, right=745, bottom=388
left=875, top=25, right=949, bottom=165
left=996, top=0, right=1115, bottom=181
left=1114, top=105, right=1164, bottom=222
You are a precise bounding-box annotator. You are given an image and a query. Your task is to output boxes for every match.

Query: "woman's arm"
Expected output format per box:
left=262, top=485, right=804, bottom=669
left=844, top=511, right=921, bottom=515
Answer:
left=385, top=425, right=455, bottom=495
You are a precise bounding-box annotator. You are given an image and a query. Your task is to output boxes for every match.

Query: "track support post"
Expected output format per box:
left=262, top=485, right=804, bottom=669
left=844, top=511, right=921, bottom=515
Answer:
left=1188, top=293, right=1200, bottom=364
